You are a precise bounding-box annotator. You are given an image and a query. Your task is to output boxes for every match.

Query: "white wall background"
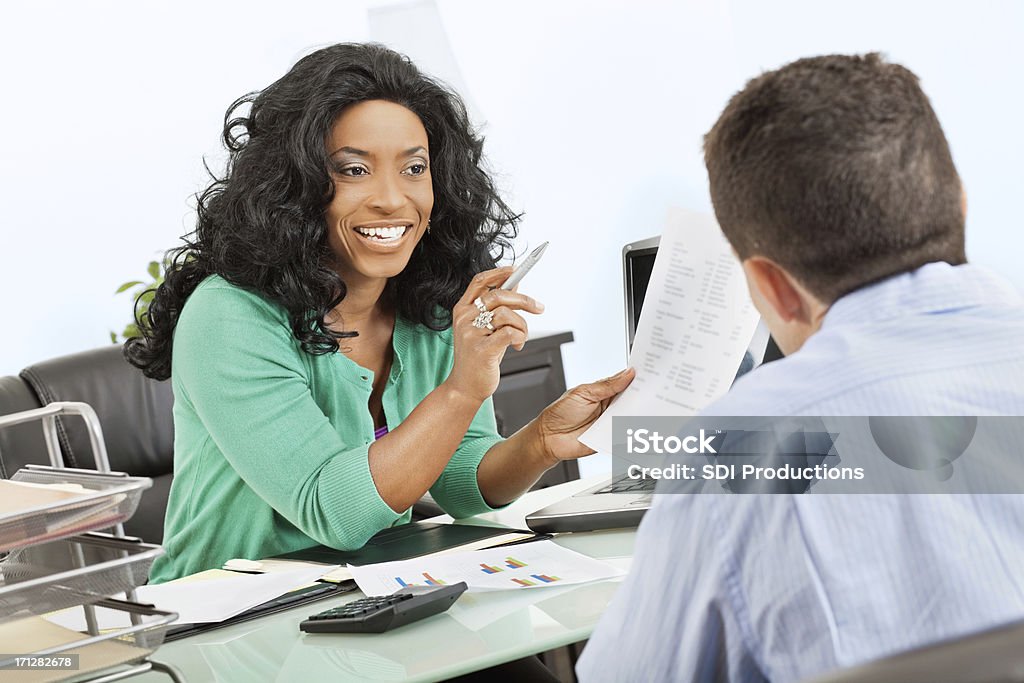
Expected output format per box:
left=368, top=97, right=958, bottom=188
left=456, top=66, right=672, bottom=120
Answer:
left=2, top=1, right=1021, bottom=477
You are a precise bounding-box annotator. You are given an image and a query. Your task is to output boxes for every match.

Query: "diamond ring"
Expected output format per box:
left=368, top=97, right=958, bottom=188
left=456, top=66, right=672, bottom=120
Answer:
left=472, top=310, right=495, bottom=331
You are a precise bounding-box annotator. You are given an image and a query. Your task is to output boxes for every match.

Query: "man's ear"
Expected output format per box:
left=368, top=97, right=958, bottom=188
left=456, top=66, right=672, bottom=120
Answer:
left=742, top=256, right=810, bottom=324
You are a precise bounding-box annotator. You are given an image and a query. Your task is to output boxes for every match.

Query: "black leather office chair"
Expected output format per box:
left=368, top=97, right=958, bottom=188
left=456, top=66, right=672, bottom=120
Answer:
left=803, top=618, right=1024, bottom=683
left=0, top=346, right=175, bottom=544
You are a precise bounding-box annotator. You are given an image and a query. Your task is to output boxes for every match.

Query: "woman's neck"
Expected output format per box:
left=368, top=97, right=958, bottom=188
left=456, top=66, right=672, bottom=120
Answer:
left=330, top=275, right=390, bottom=331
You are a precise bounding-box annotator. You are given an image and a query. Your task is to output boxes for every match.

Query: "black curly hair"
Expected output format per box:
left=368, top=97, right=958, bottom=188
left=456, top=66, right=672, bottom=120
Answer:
left=125, top=43, right=518, bottom=381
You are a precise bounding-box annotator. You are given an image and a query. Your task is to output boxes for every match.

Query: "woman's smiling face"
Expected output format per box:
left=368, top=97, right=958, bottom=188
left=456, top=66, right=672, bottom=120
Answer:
left=324, top=99, right=433, bottom=286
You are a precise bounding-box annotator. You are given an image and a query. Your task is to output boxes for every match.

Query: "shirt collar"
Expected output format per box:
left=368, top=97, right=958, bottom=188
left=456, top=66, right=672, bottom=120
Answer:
left=822, top=262, right=1023, bottom=328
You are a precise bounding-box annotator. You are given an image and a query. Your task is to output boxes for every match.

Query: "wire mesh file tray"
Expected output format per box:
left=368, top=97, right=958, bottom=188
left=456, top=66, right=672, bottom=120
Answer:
left=0, top=531, right=163, bottom=624
left=0, top=402, right=152, bottom=553
left=0, top=597, right=178, bottom=682
left=0, top=466, right=151, bottom=553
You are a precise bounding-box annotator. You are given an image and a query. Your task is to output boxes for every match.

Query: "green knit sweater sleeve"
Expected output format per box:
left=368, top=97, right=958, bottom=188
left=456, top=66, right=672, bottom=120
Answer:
left=428, top=395, right=505, bottom=518
left=172, top=279, right=403, bottom=551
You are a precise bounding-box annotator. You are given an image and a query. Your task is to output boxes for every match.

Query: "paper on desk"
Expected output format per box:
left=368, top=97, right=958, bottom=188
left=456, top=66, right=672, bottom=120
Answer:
left=579, top=209, right=760, bottom=453
left=223, top=557, right=332, bottom=575
left=348, top=540, right=624, bottom=596
left=45, top=564, right=335, bottom=631
left=0, top=615, right=149, bottom=683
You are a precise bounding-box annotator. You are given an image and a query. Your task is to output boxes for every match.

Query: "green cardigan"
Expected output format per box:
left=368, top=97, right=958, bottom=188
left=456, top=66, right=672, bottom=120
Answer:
left=148, top=276, right=503, bottom=583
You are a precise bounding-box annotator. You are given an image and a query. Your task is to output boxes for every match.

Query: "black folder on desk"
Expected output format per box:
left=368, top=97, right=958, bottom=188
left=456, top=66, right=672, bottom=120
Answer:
left=165, top=581, right=355, bottom=642
left=274, top=521, right=547, bottom=566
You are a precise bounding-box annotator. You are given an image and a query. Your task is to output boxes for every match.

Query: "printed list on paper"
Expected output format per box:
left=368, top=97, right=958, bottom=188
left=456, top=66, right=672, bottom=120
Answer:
left=580, top=209, right=761, bottom=453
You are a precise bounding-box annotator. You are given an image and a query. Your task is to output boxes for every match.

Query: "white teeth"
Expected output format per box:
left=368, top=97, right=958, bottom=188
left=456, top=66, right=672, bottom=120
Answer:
left=355, top=225, right=408, bottom=241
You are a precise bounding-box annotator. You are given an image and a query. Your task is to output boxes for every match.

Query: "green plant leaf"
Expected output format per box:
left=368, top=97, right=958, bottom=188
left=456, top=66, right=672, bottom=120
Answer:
left=111, top=252, right=171, bottom=344
left=109, top=331, right=118, bottom=343
left=115, top=280, right=144, bottom=294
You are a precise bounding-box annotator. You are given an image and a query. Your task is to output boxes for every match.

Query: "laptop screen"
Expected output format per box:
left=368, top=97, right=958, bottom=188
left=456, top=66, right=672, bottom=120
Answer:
left=623, top=238, right=659, bottom=351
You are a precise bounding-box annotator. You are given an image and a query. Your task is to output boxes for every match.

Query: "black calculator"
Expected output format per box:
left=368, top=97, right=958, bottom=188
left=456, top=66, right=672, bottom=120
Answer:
left=299, top=582, right=467, bottom=634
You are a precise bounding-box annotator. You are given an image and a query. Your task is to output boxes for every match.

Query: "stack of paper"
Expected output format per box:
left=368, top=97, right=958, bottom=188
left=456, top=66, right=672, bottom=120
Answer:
left=0, top=480, right=90, bottom=515
left=0, top=481, right=126, bottom=552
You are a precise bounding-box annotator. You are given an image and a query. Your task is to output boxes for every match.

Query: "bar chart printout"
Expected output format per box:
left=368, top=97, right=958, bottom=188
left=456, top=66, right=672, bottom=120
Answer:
left=348, top=540, right=624, bottom=596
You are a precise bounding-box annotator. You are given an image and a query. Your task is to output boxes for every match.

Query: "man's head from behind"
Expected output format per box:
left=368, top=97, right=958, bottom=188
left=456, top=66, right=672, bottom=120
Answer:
left=705, top=53, right=965, bottom=354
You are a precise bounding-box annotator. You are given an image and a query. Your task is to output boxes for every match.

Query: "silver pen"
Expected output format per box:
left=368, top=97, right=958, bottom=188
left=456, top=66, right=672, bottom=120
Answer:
left=501, top=241, right=549, bottom=291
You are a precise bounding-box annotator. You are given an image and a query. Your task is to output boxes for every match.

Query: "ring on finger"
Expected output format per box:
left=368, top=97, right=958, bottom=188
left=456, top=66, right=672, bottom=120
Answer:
left=472, top=310, right=495, bottom=330
left=473, top=296, right=489, bottom=314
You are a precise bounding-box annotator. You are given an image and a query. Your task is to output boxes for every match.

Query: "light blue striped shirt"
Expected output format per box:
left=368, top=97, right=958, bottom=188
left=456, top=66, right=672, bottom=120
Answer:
left=577, top=262, right=1024, bottom=682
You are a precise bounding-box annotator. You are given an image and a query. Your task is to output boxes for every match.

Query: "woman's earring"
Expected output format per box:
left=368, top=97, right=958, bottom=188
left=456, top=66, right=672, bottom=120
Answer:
left=427, top=219, right=431, bottom=235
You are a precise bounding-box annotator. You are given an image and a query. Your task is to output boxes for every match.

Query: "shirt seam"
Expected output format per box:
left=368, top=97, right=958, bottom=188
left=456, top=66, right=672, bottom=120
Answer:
left=793, top=498, right=845, bottom=667
left=183, top=434, right=212, bottom=523
left=711, top=497, right=771, bottom=680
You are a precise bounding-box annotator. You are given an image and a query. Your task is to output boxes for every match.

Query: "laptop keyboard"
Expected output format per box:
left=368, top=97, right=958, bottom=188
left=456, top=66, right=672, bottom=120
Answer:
left=594, top=476, right=658, bottom=494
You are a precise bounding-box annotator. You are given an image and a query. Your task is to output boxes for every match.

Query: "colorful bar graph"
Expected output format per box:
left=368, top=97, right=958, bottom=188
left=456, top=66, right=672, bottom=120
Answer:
left=423, top=572, right=446, bottom=586
left=396, top=572, right=448, bottom=587
left=505, top=557, right=528, bottom=569
left=480, top=563, right=503, bottom=574
left=530, top=574, right=560, bottom=583
left=511, top=578, right=536, bottom=587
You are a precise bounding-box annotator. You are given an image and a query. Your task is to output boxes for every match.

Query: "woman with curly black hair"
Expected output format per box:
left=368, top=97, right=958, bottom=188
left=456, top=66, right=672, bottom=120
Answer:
left=128, top=43, right=632, bottom=583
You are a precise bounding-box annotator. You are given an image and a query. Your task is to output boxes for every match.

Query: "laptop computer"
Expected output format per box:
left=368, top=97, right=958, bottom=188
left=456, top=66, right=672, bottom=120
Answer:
left=525, top=236, right=783, bottom=533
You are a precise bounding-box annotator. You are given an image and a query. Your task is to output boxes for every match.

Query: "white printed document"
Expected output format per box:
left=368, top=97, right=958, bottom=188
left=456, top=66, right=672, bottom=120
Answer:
left=348, top=540, right=623, bottom=596
left=580, top=209, right=760, bottom=453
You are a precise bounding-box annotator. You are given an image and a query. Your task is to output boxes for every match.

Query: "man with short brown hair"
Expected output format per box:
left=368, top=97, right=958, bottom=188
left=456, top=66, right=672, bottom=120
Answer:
left=577, top=53, right=1024, bottom=682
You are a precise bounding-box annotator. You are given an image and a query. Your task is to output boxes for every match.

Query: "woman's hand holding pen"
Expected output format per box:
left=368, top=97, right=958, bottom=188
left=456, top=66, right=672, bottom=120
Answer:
left=447, top=261, right=636, bottom=506
left=445, top=266, right=545, bottom=403
left=368, top=266, right=543, bottom=513
left=435, top=258, right=636, bottom=509
left=444, top=262, right=634, bottom=461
